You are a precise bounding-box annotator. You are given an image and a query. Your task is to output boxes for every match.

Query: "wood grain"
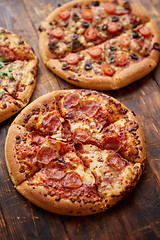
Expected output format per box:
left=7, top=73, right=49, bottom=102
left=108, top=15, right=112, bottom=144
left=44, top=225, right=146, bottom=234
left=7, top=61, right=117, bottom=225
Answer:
left=0, top=0, right=160, bottom=239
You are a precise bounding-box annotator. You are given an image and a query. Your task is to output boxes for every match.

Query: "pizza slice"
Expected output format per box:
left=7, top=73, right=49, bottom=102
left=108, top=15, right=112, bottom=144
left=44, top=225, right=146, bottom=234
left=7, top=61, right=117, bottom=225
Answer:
left=0, top=28, right=38, bottom=122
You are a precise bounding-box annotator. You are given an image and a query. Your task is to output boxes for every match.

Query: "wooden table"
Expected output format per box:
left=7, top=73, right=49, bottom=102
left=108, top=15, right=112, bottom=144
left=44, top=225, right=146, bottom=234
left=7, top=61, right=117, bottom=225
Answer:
left=0, top=0, right=160, bottom=239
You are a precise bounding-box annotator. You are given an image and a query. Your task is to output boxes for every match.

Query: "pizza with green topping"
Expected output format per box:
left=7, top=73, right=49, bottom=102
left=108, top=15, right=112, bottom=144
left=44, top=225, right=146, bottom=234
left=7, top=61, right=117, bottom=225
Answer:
left=5, top=89, right=146, bottom=215
left=39, top=0, right=160, bottom=90
left=0, top=27, right=38, bottom=122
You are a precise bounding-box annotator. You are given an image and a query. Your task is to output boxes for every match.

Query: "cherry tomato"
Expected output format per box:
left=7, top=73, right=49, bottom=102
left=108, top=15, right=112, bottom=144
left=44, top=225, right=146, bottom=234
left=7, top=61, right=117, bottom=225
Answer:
left=102, top=64, right=115, bottom=76
left=88, top=46, right=102, bottom=58
left=104, top=3, right=116, bottom=14
left=116, top=55, right=128, bottom=66
left=66, top=53, right=79, bottom=65
left=51, top=28, right=64, bottom=38
left=119, top=36, right=131, bottom=46
left=82, top=9, right=94, bottom=20
left=84, top=28, right=97, bottom=40
left=139, top=26, right=151, bottom=36
left=59, top=9, right=70, bottom=20
left=107, top=22, right=119, bottom=34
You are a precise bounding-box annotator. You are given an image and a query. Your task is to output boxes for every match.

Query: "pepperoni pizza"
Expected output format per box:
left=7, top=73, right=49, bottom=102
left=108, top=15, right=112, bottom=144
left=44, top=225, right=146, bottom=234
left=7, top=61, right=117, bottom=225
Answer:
left=0, top=27, right=38, bottom=122
left=5, top=89, right=146, bottom=215
left=39, top=0, right=160, bottom=90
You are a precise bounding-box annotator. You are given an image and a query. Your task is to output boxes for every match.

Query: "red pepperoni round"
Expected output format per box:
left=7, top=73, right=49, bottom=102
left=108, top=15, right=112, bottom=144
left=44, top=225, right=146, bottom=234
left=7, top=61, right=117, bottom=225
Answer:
left=62, top=172, right=82, bottom=188
left=81, top=100, right=100, bottom=117
left=31, top=133, right=46, bottom=145
left=38, top=147, right=58, bottom=164
left=46, top=164, right=66, bottom=180
left=63, top=93, right=79, bottom=109
left=73, top=128, right=91, bottom=143
left=107, top=152, right=127, bottom=170
left=102, top=136, right=121, bottom=151
left=42, top=112, right=61, bottom=134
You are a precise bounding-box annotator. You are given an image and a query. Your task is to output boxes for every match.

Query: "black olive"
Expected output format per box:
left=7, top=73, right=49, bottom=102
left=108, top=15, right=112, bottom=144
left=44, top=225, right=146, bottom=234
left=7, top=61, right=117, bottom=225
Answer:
left=109, top=46, right=117, bottom=51
left=72, top=40, right=80, bottom=49
left=84, top=63, right=92, bottom=70
left=133, top=22, right=139, bottom=29
left=49, top=41, right=57, bottom=49
left=93, top=1, right=100, bottom=6
left=130, top=53, right=138, bottom=60
left=62, top=64, right=70, bottom=70
left=109, top=55, right=116, bottom=63
left=71, top=34, right=78, bottom=40
left=82, top=21, right=90, bottom=28
left=132, top=31, right=139, bottom=38
left=153, top=42, right=160, bottom=51
left=102, top=24, right=108, bottom=31
left=72, top=13, right=79, bottom=21
left=111, top=15, right=119, bottom=22
left=123, top=1, right=131, bottom=10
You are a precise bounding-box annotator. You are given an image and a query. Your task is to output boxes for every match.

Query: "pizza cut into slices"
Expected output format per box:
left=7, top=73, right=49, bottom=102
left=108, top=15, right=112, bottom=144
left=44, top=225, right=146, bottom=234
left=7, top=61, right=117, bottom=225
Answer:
left=5, top=89, right=146, bottom=215
left=0, top=27, right=38, bottom=122
left=39, top=0, right=160, bottom=90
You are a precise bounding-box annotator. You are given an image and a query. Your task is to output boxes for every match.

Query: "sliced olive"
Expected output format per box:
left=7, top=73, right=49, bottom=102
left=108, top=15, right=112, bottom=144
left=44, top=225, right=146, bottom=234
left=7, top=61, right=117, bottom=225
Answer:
left=72, top=13, right=79, bottom=21
left=49, top=41, right=57, bottom=49
left=82, top=21, right=90, bottom=28
left=71, top=34, right=78, bottom=41
left=84, top=63, right=92, bottom=70
left=102, top=24, right=108, bottom=31
left=132, top=31, right=139, bottom=38
left=72, top=40, right=80, bottom=49
left=123, top=1, right=131, bottom=10
left=130, top=53, right=138, bottom=60
left=111, top=15, right=119, bottom=22
left=133, top=22, right=139, bottom=29
left=93, top=1, right=100, bottom=6
left=62, top=64, right=70, bottom=70
left=153, top=42, right=160, bottom=50
left=109, top=46, right=117, bottom=51
left=109, top=55, right=116, bottom=63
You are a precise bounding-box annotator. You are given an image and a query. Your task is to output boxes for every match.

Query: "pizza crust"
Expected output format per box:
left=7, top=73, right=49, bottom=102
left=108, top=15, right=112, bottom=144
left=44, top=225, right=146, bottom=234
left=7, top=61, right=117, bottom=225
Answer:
left=39, top=0, right=160, bottom=90
left=5, top=89, right=146, bottom=215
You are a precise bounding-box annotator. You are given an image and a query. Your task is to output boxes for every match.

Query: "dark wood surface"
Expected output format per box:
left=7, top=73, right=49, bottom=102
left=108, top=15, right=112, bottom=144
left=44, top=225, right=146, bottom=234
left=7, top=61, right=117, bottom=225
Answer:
left=0, top=0, right=160, bottom=239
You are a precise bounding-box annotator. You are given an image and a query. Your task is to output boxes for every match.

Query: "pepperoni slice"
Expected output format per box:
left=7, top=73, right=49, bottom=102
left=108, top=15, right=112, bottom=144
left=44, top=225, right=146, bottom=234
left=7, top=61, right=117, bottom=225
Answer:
left=51, top=28, right=64, bottom=38
left=31, top=133, right=46, bottom=145
left=107, top=152, right=127, bottom=170
left=139, top=26, right=151, bottom=36
left=102, top=136, right=121, bottom=151
left=104, top=3, right=116, bottom=14
left=42, top=112, right=61, bottom=134
left=116, top=54, right=128, bottom=66
left=88, top=46, right=102, bottom=58
left=46, top=164, right=66, bottom=180
left=107, top=22, right=119, bottom=34
left=38, top=147, right=58, bottom=164
left=59, top=9, right=70, bottom=20
left=63, top=93, right=79, bottom=109
left=84, top=28, right=97, bottom=40
left=102, top=64, right=115, bottom=76
left=73, top=128, right=91, bottom=143
left=81, top=100, right=100, bottom=117
left=62, top=172, right=82, bottom=188
left=82, top=9, right=94, bottom=20
left=66, top=53, right=79, bottom=65
left=120, top=36, right=131, bottom=46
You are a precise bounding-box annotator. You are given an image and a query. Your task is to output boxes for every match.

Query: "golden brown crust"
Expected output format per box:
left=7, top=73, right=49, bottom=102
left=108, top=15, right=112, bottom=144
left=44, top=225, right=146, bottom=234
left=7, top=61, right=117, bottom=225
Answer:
left=5, top=89, right=146, bottom=215
left=39, top=0, right=160, bottom=90
left=17, top=161, right=143, bottom=216
left=0, top=28, right=38, bottom=122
